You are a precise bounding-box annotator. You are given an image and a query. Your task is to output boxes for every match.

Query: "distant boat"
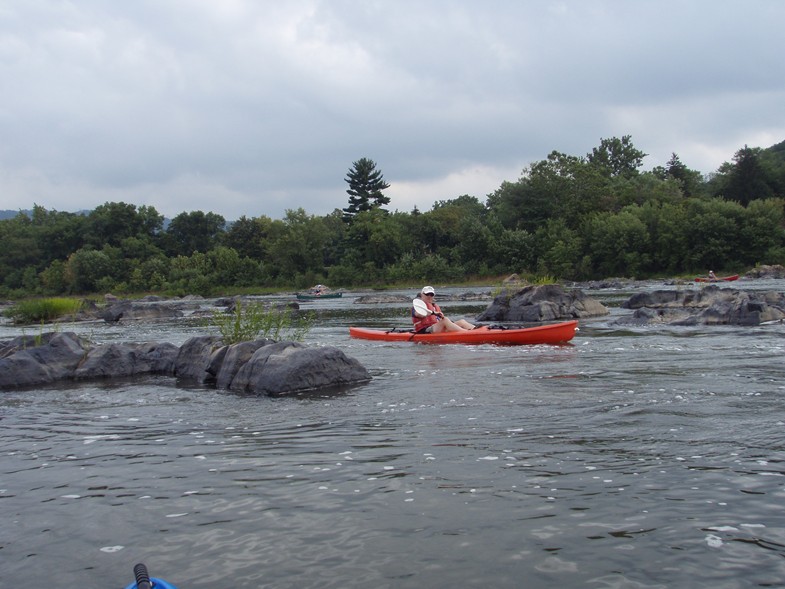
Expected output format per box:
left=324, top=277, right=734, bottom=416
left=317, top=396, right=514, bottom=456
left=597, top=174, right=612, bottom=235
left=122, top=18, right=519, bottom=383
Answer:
left=694, top=274, right=739, bottom=283
left=296, top=292, right=343, bottom=300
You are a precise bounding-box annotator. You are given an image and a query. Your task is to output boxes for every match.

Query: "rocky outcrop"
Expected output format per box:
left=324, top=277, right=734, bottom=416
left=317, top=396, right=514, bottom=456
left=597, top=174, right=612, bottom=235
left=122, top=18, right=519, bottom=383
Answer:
left=173, top=335, right=225, bottom=382
left=214, top=296, right=298, bottom=313
left=0, top=332, right=90, bottom=388
left=618, top=285, right=785, bottom=325
left=172, top=336, right=371, bottom=395
left=476, top=284, right=609, bottom=322
left=0, top=332, right=371, bottom=395
left=74, top=341, right=180, bottom=379
left=578, top=278, right=638, bottom=290
left=0, top=332, right=178, bottom=388
left=225, top=341, right=370, bottom=396
left=169, top=336, right=370, bottom=395
left=211, top=340, right=270, bottom=389
left=101, top=300, right=186, bottom=322
left=744, top=264, right=785, bottom=279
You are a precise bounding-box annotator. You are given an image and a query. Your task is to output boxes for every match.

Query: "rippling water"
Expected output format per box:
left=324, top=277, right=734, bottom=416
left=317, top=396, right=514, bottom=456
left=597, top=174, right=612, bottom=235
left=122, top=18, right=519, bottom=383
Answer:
left=2, top=283, right=785, bottom=589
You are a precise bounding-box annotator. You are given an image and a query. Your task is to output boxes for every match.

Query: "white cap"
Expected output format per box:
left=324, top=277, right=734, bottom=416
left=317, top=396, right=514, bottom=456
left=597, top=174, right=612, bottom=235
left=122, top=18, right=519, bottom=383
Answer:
left=421, top=285, right=435, bottom=295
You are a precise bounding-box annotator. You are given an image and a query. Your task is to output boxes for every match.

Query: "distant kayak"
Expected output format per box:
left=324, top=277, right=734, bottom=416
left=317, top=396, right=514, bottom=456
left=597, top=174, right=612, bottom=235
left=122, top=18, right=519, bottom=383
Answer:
left=349, top=320, right=578, bottom=345
left=694, top=274, right=739, bottom=282
left=296, top=292, right=343, bottom=300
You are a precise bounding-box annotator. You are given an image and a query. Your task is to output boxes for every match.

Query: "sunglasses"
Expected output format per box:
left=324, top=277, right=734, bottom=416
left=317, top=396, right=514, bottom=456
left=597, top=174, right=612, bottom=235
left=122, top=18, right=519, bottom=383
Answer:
left=424, top=292, right=435, bottom=296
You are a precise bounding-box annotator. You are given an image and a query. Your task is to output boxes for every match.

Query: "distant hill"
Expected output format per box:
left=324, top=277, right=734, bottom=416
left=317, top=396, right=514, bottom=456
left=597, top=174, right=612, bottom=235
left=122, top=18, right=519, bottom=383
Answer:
left=0, top=209, right=31, bottom=220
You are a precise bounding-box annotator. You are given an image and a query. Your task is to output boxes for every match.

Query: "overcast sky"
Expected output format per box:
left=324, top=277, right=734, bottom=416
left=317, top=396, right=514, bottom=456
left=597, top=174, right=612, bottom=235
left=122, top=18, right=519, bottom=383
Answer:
left=2, top=1, right=783, bottom=221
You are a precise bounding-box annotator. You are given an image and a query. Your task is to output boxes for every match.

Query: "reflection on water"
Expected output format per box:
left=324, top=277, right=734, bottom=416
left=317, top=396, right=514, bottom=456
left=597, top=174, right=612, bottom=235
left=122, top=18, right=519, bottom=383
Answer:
left=2, top=284, right=785, bottom=588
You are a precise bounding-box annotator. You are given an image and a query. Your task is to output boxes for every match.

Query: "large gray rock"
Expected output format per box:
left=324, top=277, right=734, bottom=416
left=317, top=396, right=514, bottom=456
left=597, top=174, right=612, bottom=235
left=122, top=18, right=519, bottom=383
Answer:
left=173, top=336, right=371, bottom=394
left=477, top=284, right=609, bottom=322
left=173, top=336, right=224, bottom=383
left=212, top=339, right=271, bottom=389
left=0, top=333, right=181, bottom=388
left=228, top=341, right=371, bottom=396
left=174, top=337, right=371, bottom=396
left=0, top=332, right=89, bottom=388
left=74, top=342, right=179, bottom=379
left=619, top=285, right=785, bottom=325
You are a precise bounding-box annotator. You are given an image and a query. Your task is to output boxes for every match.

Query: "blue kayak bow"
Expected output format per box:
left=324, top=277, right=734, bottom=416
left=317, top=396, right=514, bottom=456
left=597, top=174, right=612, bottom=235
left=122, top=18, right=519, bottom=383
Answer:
left=123, top=563, right=179, bottom=589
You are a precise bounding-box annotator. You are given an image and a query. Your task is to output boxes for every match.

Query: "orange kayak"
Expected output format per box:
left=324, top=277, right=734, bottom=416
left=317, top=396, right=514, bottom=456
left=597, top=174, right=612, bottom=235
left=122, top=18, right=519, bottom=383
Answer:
left=349, top=320, right=578, bottom=345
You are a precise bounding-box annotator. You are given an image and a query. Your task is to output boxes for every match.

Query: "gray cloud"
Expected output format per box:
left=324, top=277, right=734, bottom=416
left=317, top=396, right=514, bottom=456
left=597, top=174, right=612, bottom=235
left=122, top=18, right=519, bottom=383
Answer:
left=1, top=0, right=783, bottom=220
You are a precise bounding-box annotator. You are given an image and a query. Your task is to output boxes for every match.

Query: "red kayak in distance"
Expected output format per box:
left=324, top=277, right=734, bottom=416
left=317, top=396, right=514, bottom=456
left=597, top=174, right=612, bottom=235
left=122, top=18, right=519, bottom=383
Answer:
left=694, top=274, right=739, bottom=283
left=349, top=320, right=578, bottom=346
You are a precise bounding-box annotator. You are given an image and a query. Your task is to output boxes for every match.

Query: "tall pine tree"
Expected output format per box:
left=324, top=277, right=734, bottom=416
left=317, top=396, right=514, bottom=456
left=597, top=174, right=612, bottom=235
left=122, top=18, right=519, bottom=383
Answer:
left=724, top=146, right=774, bottom=206
left=342, top=158, right=390, bottom=222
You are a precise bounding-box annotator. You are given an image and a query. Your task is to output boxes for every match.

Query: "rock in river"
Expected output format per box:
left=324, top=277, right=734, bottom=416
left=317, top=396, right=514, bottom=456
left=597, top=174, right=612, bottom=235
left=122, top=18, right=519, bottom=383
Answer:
left=476, top=284, right=609, bottom=322
left=0, top=332, right=371, bottom=395
left=619, top=285, right=785, bottom=326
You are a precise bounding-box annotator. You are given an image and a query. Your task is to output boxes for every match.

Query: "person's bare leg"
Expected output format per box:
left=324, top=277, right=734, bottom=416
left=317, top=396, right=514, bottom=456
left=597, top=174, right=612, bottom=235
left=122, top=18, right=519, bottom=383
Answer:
left=431, top=318, right=466, bottom=332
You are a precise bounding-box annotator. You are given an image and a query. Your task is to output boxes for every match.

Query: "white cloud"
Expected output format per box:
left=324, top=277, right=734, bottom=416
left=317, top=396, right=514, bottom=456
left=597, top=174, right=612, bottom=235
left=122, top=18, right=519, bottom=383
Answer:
left=389, top=164, right=521, bottom=213
left=1, top=0, right=784, bottom=219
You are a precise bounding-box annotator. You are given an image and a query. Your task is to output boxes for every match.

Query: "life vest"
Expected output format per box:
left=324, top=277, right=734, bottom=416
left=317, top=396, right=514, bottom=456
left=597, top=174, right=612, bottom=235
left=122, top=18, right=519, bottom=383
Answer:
left=412, top=300, right=441, bottom=332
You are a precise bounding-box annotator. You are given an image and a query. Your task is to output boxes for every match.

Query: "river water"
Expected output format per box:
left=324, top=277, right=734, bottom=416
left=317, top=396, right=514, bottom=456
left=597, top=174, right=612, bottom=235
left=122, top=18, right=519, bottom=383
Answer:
left=1, top=282, right=784, bottom=589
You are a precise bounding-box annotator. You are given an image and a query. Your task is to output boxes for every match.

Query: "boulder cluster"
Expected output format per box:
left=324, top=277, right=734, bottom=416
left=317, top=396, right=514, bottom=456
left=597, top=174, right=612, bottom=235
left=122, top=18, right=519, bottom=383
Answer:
left=469, top=283, right=784, bottom=327
left=0, top=332, right=370, bottom=394
left=477, top=284, right=609, bottom=322
left=619, top=285, right=785, bottom=326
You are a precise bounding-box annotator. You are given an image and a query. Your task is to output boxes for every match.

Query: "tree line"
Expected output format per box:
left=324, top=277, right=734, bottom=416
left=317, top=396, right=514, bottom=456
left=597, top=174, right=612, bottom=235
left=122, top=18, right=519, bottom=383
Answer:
left=1, top=138, right=784, bottom=299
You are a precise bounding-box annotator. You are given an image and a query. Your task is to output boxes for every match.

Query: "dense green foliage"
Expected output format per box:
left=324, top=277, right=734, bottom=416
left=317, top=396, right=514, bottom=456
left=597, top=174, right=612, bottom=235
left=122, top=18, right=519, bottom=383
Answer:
left=2, top=138, right=784, bottom=299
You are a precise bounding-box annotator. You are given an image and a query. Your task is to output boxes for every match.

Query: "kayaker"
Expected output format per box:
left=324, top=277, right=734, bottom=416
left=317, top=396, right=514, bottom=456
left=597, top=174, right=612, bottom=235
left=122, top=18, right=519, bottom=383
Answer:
left=412, top=286, right=477, bottom=333
left=708, top=270, right=717, bottom=280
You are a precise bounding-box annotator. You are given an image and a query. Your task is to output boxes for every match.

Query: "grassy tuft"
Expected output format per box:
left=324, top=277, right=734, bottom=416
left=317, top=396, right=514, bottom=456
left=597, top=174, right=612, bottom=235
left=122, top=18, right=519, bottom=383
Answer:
left=212, top=300, right=314, bottom=345
left=4, top=298, right=83, bottom=324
